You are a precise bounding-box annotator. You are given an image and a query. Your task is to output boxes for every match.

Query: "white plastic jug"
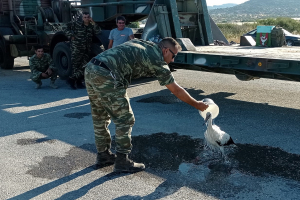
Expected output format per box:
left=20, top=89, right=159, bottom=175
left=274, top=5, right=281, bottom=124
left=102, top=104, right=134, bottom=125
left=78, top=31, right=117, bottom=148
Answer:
left=199, top=98, right=219, bottom=119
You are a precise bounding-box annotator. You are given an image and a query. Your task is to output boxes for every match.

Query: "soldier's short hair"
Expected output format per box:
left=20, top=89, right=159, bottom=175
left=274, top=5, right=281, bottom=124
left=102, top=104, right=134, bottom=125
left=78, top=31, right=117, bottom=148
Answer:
left=82, top=12, right=90, bottom=16
left=158, top=37, right=182, bottom=52
left=116, top=16, right=126, bottom=23
left=34, top=45, right=43, bottom=51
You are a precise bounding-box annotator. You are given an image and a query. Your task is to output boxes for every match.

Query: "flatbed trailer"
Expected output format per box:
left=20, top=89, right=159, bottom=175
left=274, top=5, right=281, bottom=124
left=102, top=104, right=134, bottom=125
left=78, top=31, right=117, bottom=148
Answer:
left=172, top=45, right=300, bottom=81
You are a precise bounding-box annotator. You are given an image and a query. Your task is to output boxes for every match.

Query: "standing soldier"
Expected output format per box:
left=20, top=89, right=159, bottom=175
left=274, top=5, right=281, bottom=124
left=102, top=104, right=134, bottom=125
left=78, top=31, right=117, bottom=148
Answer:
left=84, top=38, right=209, bottom=173
left=29, top=45, right=58, bottom=89
left=64, top=11, right=101, bottom=89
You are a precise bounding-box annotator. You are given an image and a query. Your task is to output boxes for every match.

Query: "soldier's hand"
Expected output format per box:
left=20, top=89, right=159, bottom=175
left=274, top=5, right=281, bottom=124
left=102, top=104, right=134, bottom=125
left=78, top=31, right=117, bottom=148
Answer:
left=90, top=17, right=95, bottom=25
left=41, top=73, right=49, bottom=78
left=46, top=68, right=52, bottom=76
left=196, top=101, right=209, bottom=112
left=71, top=37, right=75, bottom=41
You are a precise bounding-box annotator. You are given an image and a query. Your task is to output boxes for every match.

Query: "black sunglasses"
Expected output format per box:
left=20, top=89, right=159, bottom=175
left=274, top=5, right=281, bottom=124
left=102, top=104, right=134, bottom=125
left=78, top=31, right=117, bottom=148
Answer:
left=169, top=48, right=177, bottom=59
left=164, top=47, right=176, bottom=59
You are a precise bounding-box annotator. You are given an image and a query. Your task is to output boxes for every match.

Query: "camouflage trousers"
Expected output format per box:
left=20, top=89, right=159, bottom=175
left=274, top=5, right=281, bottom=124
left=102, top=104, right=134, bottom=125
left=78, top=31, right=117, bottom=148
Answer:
left=70, top=43, right=90, bottom=80
left=31, top=69, right=58, bottom=84
left=84, top=63, right=135, bottom=154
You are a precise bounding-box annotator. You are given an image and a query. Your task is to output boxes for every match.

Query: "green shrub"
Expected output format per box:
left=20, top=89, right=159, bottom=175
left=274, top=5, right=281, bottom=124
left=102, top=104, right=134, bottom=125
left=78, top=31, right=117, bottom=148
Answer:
left=217, top=23, right=257, bottom=43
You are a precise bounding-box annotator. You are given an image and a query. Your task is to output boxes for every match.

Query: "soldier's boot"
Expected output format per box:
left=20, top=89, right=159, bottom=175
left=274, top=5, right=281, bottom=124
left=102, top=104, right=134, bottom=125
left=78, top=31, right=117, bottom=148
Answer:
left=35, top=81, right=42, bottom=89
left=66, top=78, right=76, bottom=90
left=96, top=149, right=116, bottom=167
left=113, top=152, right=145, bottom=173
left=76, top=80, right=86, bottom=89
left=49, top=80, right=58, bottom=89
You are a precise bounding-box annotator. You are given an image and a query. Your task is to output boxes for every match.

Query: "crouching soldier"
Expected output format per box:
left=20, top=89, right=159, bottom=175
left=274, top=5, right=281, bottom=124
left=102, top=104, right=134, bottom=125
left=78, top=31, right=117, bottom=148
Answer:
left=29, top=45, right=58, bottom=89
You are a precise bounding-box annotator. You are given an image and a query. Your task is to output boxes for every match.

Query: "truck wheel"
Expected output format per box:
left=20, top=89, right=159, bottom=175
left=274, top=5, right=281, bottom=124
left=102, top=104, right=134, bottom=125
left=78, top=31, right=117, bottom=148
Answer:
left=0, top=40, right=14, bottom=69
left=53, top=42, right=71, bottom=80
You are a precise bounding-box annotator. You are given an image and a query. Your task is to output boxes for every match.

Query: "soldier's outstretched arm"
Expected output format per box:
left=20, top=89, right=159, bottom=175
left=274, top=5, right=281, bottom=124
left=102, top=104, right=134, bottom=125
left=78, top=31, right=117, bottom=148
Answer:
left=165, top=82, right=208, bottom=111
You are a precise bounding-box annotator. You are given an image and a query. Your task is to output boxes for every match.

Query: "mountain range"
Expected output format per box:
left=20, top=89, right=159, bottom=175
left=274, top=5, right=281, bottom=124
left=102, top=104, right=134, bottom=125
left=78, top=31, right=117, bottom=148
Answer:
left=207, top=3, right=237, bottom=10
left=208, top=0, right=300, bottom=23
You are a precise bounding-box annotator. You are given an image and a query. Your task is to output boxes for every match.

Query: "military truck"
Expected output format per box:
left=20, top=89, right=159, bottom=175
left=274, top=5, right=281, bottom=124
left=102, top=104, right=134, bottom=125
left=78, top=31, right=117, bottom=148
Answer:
left=1, top=0, right=300, bottom=82
left=0, top=0, right=151, bottom=78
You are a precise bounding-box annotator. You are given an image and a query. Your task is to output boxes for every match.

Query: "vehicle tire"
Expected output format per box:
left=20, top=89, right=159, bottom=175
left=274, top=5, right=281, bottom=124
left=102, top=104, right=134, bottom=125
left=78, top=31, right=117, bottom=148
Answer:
left=53, top=42, right=71, bottom=80
left=0, top=40, right=14, bottom=69
left=286, top=40, right=294, bottom=46
left=89, top=43, right=104, bottom=59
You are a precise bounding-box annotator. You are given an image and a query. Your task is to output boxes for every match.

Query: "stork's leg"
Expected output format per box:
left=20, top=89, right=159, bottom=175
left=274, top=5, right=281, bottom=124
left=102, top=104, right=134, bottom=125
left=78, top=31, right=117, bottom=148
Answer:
left=220, top=147, right=230, bottom=164
left=219, top=147, right=224, bottom=157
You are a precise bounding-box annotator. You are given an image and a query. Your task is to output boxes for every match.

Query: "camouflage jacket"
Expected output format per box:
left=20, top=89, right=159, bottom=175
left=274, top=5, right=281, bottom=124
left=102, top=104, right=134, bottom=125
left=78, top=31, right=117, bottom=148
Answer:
left=91, top=39, right=174, bottom=89
left=64, top=20, right=101, bottom=49
left=29, top=53, right=55, bottom=80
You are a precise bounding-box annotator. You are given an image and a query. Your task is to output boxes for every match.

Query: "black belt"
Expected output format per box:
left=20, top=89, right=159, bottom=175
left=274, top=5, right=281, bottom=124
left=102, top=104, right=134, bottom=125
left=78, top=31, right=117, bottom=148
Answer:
left=90, top=58, right=111, bottom=71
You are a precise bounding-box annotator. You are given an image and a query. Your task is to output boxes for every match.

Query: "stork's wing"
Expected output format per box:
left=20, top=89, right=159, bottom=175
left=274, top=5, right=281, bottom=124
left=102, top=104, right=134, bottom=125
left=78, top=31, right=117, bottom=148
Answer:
left=215, top=137, right=235, bottom=146
left=224, top=137, right=235, bottom=145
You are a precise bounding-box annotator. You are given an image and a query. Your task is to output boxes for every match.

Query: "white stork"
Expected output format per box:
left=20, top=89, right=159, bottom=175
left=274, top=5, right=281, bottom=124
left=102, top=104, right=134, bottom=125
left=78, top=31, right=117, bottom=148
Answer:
left=203, top=112, right=235, bottom=160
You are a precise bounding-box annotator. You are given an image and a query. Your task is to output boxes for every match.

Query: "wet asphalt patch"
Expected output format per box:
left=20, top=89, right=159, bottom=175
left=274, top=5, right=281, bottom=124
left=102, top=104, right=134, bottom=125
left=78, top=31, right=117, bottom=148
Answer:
left=26, top=144, right=97, bottom=179
left=231, top=143, right=300, bottom=181
left=132, top=133, right=300, bottom=181
left=22, top=133, right=300, bottom=182
left=64, top=112, right=91, bottom=119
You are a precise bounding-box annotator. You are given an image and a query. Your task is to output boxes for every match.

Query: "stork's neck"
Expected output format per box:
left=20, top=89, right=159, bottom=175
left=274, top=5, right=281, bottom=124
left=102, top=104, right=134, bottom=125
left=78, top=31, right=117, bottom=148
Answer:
left=206, top=116, right=213, bottom=129
left=208, top=117, right=213, bottom=126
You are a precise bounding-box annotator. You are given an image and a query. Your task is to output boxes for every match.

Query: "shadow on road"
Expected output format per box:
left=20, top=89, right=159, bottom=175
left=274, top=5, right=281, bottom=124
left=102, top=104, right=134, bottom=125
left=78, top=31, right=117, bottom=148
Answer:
left=8, top=166, right=127, bottom=200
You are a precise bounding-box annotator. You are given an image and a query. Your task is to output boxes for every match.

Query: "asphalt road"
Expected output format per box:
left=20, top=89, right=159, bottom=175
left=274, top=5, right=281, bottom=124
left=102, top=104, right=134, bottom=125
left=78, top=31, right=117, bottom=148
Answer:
left=1, top=58, right=300, bottom=200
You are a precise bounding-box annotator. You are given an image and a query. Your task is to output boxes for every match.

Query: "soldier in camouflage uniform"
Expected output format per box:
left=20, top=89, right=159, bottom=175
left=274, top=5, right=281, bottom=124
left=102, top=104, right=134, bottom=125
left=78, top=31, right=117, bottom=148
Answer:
left=84, top=37, right=209, bottom=173
left=29, top=45, right=58, bottom=89
left=64, top=12, right=101, bottom=89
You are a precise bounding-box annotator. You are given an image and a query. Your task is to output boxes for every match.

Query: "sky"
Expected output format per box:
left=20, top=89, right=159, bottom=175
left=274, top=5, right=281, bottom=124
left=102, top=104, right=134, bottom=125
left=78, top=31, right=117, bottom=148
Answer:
left=206, top=0, right=249, bottom=6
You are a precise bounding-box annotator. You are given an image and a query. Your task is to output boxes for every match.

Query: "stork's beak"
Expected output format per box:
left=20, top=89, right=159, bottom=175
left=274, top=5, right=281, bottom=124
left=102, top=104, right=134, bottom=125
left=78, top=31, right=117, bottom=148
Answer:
left=203, top=113, right=212, bottom=125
